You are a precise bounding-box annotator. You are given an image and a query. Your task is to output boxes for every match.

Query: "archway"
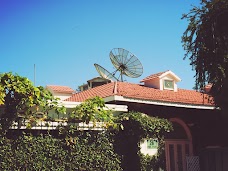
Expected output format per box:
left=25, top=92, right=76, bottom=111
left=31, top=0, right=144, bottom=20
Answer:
left=165, top=118, right=193, bottom=171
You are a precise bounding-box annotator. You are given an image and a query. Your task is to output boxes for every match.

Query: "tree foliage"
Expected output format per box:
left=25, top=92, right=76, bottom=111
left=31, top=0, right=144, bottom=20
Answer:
left=0, top=72, right=65, bottom=134
left=182, top=0, right=228, bottom=112
left=69, top=96, right=114, bottom=126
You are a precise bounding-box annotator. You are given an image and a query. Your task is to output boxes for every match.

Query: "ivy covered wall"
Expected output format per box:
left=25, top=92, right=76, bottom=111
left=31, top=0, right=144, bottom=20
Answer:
left=0, top=111, right=172, bottom=171
left=0, top=132, right=122, bottom=171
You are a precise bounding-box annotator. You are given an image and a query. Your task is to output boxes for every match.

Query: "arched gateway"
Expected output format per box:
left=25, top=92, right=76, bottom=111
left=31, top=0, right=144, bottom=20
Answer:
left=165, top=118, right=193, bottom=171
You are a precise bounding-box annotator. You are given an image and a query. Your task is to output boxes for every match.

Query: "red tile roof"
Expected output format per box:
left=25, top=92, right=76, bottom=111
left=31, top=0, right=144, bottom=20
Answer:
left=140, top=70, right=169, bottom=82
left=66, top=83, right=116, bottom=102
left=46, top=85, right=75, bottom=94
left=65, top=82, right=213, bottom=106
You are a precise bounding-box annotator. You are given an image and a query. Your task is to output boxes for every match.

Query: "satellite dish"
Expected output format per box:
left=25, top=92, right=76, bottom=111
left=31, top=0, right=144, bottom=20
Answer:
left=109, top=48, right=143, bottom=81
left=94, top=48, right=143, bottom=82
left=94, top=63, right=118, bottom=81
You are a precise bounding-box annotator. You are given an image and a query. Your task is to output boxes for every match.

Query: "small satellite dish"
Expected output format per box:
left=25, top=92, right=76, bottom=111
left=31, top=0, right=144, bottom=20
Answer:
left=94, top=63, right=118, bottom=81
left=94, top=48, right=143, bottom=82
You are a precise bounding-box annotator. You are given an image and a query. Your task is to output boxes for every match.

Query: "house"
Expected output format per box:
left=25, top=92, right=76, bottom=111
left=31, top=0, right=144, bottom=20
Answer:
left=61, top=70, right=224, bottom=171
left=46, top=85, right=76, bottom=100
left=46, top=85, right=128, bottom=115
left=78, top=77, right=112, bottom=91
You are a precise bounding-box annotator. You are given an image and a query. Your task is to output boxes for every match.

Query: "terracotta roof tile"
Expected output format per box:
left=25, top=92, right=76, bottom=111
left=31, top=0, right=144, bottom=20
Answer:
left=140, top=70, right=169, bottom=82
left=65, top=82, right=116, bottom=102
left=65, top=82, right=213, bottom=106
left=46, top=85, right=75, bottom=94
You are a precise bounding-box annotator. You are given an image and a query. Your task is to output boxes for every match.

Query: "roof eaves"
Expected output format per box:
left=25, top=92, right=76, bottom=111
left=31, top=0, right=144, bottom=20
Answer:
left=107, top=95, right=215, bottom=110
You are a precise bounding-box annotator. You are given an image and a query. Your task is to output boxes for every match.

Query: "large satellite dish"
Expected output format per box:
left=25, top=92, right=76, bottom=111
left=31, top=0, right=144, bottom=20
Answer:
left=94, top=48, right=143, bottom=82
left=110, top=48, right=143, bottom=80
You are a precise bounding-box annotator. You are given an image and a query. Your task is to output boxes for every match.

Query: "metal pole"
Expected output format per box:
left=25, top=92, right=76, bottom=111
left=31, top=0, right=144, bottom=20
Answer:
left=34, top=64, right=36, bottom=86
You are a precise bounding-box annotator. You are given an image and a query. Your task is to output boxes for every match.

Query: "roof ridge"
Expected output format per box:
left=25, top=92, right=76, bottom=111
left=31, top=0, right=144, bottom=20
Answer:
left=113, top=81, right=118, bottom=94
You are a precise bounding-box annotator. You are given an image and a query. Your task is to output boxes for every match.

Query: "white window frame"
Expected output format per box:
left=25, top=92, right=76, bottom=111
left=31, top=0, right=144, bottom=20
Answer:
left=163, top=80, right=174, bottom=90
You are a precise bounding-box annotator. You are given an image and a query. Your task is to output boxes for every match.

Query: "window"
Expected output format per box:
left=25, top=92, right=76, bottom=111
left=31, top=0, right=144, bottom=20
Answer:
left=164, top=80, right=174, bottom=90
left=147, top=139, right=158, bottom=149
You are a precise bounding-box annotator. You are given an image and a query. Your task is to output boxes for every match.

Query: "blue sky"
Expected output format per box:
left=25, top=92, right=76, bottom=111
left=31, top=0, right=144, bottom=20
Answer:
left=0, top=0, right=200, bottom=90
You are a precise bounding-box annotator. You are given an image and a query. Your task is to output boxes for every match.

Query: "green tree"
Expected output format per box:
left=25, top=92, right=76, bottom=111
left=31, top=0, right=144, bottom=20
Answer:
left=182, top=0, right=228, bottom=113
left=69, top=96, right=114, bottom=127
left=0, top=72, right=65, bottom=134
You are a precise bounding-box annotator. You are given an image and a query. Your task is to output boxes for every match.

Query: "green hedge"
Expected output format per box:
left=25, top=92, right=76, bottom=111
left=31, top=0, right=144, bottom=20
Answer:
left=0, top=132, right=122, bottom=171
left=0, top=112, right=172, bottom=171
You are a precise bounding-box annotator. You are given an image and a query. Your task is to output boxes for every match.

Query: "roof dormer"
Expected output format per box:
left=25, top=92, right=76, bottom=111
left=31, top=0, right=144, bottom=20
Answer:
left=140, top=70, right=181, bottom=92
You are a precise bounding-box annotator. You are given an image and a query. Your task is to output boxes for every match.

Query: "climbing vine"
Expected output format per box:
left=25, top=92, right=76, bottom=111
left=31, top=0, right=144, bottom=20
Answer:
left=113, top=111, right=173, bottom=171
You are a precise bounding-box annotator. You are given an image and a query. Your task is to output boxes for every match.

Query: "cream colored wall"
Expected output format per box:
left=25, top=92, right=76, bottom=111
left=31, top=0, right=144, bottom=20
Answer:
left=140, top=139, right=158, bottom=156
left=144, top=75, right=178, bottom=91
left=144, top=78, right=160, bottom=89
left=52, top=92, right=73, bottom=101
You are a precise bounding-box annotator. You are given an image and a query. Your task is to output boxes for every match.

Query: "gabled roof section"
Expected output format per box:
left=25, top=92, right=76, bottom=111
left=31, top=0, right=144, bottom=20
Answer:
left=140, top=70, right=168, bottom=82
left=140, top=70, right=181, bottom=82
left=65, top=82, right=117, bottom=102
left=46, top=85, right=75, bottom=94
left=65, top=81, right=213, bottom=107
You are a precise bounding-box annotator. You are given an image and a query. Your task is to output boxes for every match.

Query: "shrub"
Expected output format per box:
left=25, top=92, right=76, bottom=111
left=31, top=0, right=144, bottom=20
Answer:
left=0, top=132, right=122, bottom=171
left=113, top=111, right=173, bottom=171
